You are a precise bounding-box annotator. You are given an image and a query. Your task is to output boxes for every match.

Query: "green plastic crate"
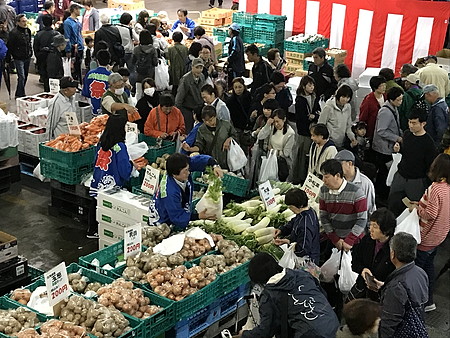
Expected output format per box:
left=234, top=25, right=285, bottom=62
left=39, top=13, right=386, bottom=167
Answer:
left=40, top=159, right=93, bottom=185
left=218, top=261, right=250, bottom=296
left=78, top=240, right=127, bottom=277
left=138, top=135, right=176, bottom=164
left=213, top=26, right=229, bottom=42
left=254, top=13, right=287, bottom=32
left=24, top=12, right=39, bottom=19
left=284, top=38, right=329, bottom=53
left=0, top=146, right=18, bottom=161
left=39, top=143, right=96, bottom=168
left=253, top=29, right=285, bottom=45
left=232, top=12, right=255, bottom=27
left=28, top=265, right=45, bottom=282
left=222, top=174, right=250, bottom=197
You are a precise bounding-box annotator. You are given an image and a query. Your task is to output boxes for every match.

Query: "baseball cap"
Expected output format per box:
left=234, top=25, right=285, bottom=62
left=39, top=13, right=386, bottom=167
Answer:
left=229, top=23, right=241, bottom=32
left=60, top=76, right=79, bottom=89
left=335, top=150, right=355, bottom=163
left=405, top=74, right=419, bottom=85
left=422, top=84, right=439, bottom=95
left=192, top=57, right=204, bottom=68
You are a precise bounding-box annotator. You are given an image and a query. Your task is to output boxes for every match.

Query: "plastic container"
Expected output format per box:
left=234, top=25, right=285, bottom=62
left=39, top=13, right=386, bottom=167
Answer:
left=232, top=12, right=255, bottom=27
left=254, top=13, right=287, bottom=32
left=28, top=265, right=45, bottom=282
left=78, top=240, right=127, bottom=277
left=218, top=261, right=250, bottom=296
left=40, top=159, right=93, bottom=185
left=253, top=29, right=285, bottom=45
left=137, top=134, right=176, bottom=164
left=222, top=174, right=250, bottom=197
left=39, top=143, right=96, bottom=168
left=0, top=146, right=18, bottom=161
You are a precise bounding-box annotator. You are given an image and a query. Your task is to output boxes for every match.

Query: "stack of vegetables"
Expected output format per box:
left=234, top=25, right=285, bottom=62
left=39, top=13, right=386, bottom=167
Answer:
left=0, top=307, right=42, bottom=336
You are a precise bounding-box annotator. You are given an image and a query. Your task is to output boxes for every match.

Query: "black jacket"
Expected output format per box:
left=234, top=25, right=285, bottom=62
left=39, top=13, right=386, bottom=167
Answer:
left=46, top=47, right=64, bottom=80
left=33, top=27, right=59, bottom=72
left=226, top=91, right=252, bottom=130
left=94, top=25, right=122, bottom=65
left=308, top=62, right=337, bottom=102
left=7, top=26, right=32, bottom=60
left=379, top=262, right=428, bottom=338
left=227, top=35, right=245, bottom=74
left=351, top=235, right=395, bottom=301
left=136, top=92, right=160, bottom=133
left=250, top=58, right=273, bottom=93
left=241, top=269, right=339, bottom=338
left=295, top=94, right=320, bottom=136
left=275, top=87, right=293, bottom=113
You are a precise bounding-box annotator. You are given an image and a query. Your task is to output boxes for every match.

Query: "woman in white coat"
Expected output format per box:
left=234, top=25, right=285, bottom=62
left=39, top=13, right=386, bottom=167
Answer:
left=257, top=108, right=295, bottom=181
left=318, top=84, right=357, bottom=149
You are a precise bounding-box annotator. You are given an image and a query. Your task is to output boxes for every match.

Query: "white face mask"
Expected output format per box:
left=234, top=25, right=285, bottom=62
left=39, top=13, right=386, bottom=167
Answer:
left=114, top=88, right=124, bottom=95
left=144, top=87, right=155, bottom=97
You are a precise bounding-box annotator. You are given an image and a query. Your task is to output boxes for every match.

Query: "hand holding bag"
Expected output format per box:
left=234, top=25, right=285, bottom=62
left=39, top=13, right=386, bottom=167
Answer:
left=320, top=248, right=342, bottom=282
left=395, top=208, right=421, bottom=244
left=227, top=139, right=248, bottom=172
left=258, top=149, right=278, bottom=183
left=338, top=251, right=358, bottom=293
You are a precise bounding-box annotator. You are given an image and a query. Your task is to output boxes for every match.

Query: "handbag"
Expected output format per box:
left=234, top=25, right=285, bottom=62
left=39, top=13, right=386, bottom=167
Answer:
left=277, top=156, right=289, bottom=181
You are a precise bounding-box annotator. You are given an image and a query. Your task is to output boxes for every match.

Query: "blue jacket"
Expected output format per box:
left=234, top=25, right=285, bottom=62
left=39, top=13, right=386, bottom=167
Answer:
left=180, top=122, right=202, bottom=155
left=82, top=66, right=111, bottom=115
left=90, top=142, right=132, bottom=197
left=0, top=38, right=7, bottom=60
left=171, top=17, right=196, bottom=39
left=64, top=17, right=83, bottom=52
left=427, top=98, right=449, bottom=147
left=227, top=35, right=245, bottom=74
left=278, top=208, right=320, bottom=264
left=155, top=155, right=215, bottom=230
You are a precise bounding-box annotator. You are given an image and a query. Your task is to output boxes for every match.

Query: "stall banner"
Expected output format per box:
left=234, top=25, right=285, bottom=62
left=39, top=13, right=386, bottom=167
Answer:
left=240, top=0, right=450, bottom=77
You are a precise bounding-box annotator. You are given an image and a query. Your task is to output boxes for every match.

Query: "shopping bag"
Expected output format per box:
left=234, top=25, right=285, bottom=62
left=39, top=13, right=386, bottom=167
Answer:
left=127, top=142, right=148, bottom=160
left=386, top=153, right=402, bottom=186
left=278, top=243, right=298, bottom=269
left=338, top=251, right=358, bottom=293
left=227, top=139, right=247, bottom=172
left=320, top=248, right=342, bottom=282
left=195, top=179, right=224, bottom=219
left=154, top=58, right=170, bottom=91
left=395, top=208, right=421, bottom=244
left=258, top=149, right=278, bottom=183
left=63, top=57, right=71, bottom=77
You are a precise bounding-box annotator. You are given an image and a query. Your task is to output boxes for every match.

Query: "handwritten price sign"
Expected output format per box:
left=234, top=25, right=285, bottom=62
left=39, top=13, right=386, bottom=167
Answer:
left=124, top=223, right=142, bottom=258
left=65, top=111, right=81, bottom=136
left=44, top=262, right=70, bottom=306
left=301, top=173, right=323, bottom=201
left=141, top=165, right=160, bottom=195
left=258, top=180, right=277, bottom=211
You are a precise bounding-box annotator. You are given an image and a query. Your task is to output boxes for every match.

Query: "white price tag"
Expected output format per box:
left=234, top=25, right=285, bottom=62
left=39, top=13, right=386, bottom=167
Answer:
left=64, top=111, right=81, bottom=135
left=302, top=173, right=323, bottom=201
left=44, top=262, right=70, bottom=306
left=124, top=223, right=142, bottom=258
left=49, top=78, right=60, bottom=94
left=258, top=180, right=277, bottom=210
left=126, top=122, right=139, bottom=134
left=141, top=165, right=160, bottom=195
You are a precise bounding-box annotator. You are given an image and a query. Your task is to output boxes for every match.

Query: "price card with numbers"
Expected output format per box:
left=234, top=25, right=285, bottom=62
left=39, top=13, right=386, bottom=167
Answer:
left=302, top=173, right=323, bottom=201
left=258, top=180, right=277, bottom=210
left=44, top=262, right=70, bottom=306
left=124, top=223, right=142, bottom=258
left=64, top=111, right=81, bottom=135
left=126, top=122, right=138, bottom=135
left=141, top=165, right=160, bottom=195
left=49, top=78, right=60, bottom=94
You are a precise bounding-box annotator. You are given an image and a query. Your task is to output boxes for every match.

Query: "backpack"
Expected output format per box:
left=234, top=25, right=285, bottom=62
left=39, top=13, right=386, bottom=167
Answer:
left=0, top=39, right=7, bottom=60
left=136, top=51, right=150, bottom=75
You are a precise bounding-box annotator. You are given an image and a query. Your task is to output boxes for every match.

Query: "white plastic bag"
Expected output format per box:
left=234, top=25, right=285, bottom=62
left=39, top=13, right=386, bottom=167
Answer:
left=338, top=251, right=358, bottom=293
left=278, top=243, right=297, bottom=269
left=32, top=163, right=49, bottom=182
left=320, top=248, right=342, bottom=282
left=155, top=58, right=170, bottom=91
left=258, top=149, right=278, bottom=182
left=395, top=208, right=421, bottom=244
left=195, top=183, right=223, bottom=220
left=227, top=139, right=247, bottom=172
left=386, top=153, right=402, bottom=186
left=127, top=141, right=148, bottom=160
left=63, top=57, right=71, bottom=77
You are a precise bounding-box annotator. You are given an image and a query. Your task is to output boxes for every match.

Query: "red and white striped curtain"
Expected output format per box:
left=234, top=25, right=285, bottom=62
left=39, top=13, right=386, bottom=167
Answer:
left=240, top=0, right=450, bottom=78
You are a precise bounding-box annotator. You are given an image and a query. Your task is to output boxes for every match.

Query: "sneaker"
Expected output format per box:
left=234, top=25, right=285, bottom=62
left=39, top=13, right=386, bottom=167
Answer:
left=425, top=303, right=436, bottom=312
left=209, top=4, right=214, bottom=8
left=86, top=232, right=99, bottom=239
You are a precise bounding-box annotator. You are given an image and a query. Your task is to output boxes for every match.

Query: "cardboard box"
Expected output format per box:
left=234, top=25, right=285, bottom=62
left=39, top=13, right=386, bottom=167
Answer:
left=0, top=101, right=8, bottom=113
left=285, top=51, right=311, bottom=60
left=98, top=237, right=118, bottom=250
left=0, top=231, right=18, bottom=265
left=108, top=0, right=144, bottom=11
left=286, top=57, right=303, bottom=65
left=96, top=207, right=140, bottom=229
left=202, top=25, right=215, bottom=35
left=24, top=127, right=47, bottom=157
left=17, top=124, right=39, bottom=153
left=33, top=93, right=56, bottom=107
left=198, top=17, right=225, bottom=27
left=99, top=221, right=125, bottom=242
left=202, top=8, right=234, bottom=19
left=97, top=189, right=150, bottom=224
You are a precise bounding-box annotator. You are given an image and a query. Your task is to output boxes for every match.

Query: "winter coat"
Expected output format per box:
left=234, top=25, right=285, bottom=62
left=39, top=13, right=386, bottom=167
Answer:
left=82, top=8, right=99, bottom=31
left=352, top=235, right=395, bottom=301
left=194, top=119, right=238, bottom=170
left=175, top=72, right=205, bottom=110
left=308, top=61, right=337, bottom=103
left=427, top=98, right=449, bottom=147
left=257, top=123, right=296, bottom=169
left=196, top=34, right=217, bottom=62
left=0, top=2, right=16, bottom=32
left=416, top=63, right=450, bottom=97
left=144, top=105, right=186, bottom=138
left=46, top=47, right=64, bottom=80
left=379, top=262, right=428, bottom=338
left=308, top=139, right=337, bottom=178
left=132, top=44, right=158, bottom=82
left=318, top=97, right=355, bottom=148
left=295, top=94, right=319, bottom=136
left=359, top=92, right=386, bottom=140
left=33, top=27, right=59, bottom=72
left=135, top=92, right=160, bottom=133
left=398, top=86, right=422, bottom=131
left=275, top=87, right=293, bottom=113
left=94, top=24, right=122, bottom=64
left=227, top=34, right=245, bottom=74
left=7, top=26, right=32, bottom=60
left=241, top=269, right=339, bottom=338
left=166, top=43, right=188, bottom=86
left=226, top=91, right=252, bottom=130
left=338, top=77, right=359, bottom=121
left=155, top=155, right=215, bottom=230
left=372, top=101, right=403, bottom=155
left=250, top=58, right=273, bottom=93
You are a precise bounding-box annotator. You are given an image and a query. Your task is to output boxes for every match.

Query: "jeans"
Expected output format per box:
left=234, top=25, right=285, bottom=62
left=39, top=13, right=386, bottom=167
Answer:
left=415, top=247, right=437, bottom=305
left=14, top=58, right=31, bottom=98
left=73, top=49, right=84, bottom=81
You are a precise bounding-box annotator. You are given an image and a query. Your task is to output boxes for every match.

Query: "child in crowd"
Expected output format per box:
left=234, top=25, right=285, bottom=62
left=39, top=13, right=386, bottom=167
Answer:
left=117, top=67, right=131, bottom=97
left=181, top=107, right=203, bottom=155
left=84, top=36, right=94, bottom=72
left=274, top=188, right=320, bottom=264
left=308, top=123, right=338, bottom=179
left=337, top=299, right=380, bottom=337
left=345, top=121, right=370, bottom=162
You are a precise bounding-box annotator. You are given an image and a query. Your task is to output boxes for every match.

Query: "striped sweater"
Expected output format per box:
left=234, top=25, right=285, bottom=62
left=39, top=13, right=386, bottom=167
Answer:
left=319, top=180, right=368, bottom=246
left=417, top=181, right=450, bottom=251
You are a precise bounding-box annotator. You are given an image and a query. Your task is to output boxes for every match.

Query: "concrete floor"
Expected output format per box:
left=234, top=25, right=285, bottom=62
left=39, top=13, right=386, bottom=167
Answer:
left=0, top=0, right=449, bottom=335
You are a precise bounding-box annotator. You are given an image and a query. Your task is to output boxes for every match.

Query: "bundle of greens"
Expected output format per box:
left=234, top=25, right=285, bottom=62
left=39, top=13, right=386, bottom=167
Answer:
left=195, top=167, right=223, bottom=219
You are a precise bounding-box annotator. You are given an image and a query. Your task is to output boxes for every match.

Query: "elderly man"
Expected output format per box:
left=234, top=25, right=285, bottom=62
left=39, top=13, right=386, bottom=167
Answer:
left=64, top=3, right=84, bottom=81
left=422, top=84, right=449, bottom=147
left=398, top=73, right=423, bottom=131
left=416, top=55, right=450, bottom=98
left=47, top=76, right=79, bottom=139
left=101, top=73, right=137, bottom=119
left=378, top=232, right=428, bottom=338
left=335, top=150, right=376, bottom=218
left=0, top=0, right=16, bottom=33
left=94, top=14, right=122, bottom=69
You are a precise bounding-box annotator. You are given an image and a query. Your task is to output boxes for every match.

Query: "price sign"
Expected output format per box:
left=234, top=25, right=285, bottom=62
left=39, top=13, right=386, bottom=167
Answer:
left=141, top=165, right=160, bottom=195
left=126, top=122, right=139, bottom=135
left=49, top=78, right=60, bottom=94
left=44, top=262, right=70, bottom=306
left=302, top=173, right=323, bottom=201
left=258, top=180, right=277, bottom=210
left=65, top=111, right=81, bottom=135
left=124, top=223, right=142, bottom=258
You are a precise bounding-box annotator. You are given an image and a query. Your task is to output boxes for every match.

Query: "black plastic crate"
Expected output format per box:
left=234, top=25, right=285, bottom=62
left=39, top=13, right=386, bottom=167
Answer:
left=0, top=256, right=28, bottom=287
left=0, top=275, right=31, bottom=297
left=49, top=195, right=92, bottom=222
left=50, top=179, right=91, bottom=199
left=51, top=187, right=93, bottom=209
